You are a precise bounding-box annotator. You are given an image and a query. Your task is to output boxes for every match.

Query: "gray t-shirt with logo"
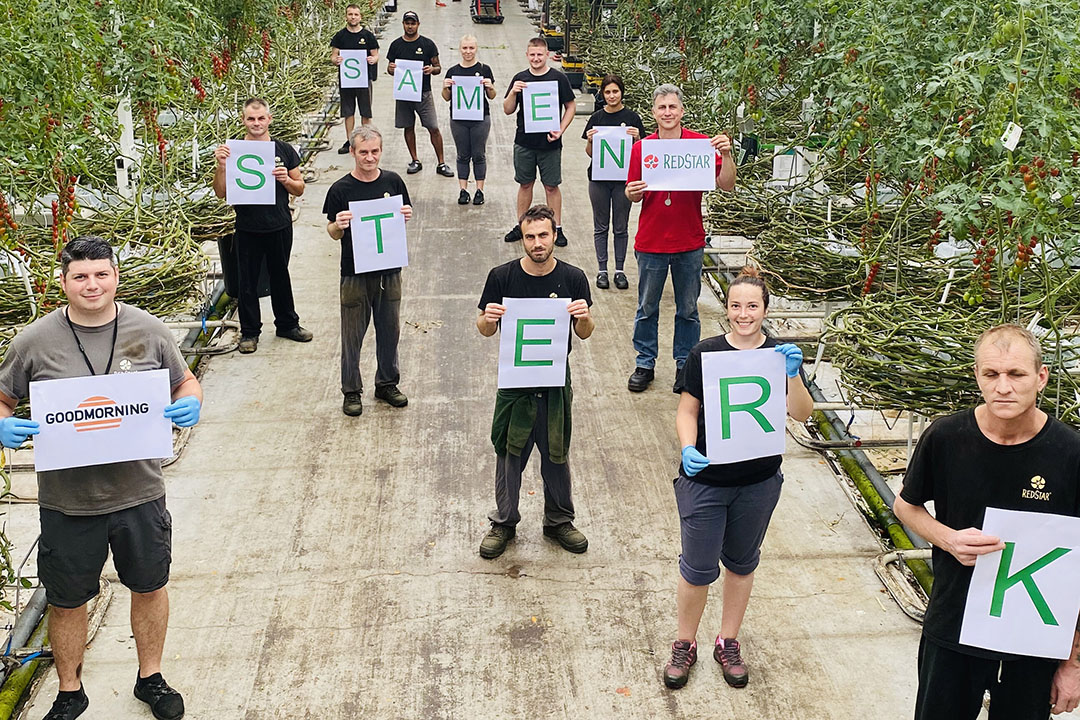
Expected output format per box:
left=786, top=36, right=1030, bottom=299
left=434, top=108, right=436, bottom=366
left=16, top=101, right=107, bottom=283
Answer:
left=0, top=303, right=188, bottom=515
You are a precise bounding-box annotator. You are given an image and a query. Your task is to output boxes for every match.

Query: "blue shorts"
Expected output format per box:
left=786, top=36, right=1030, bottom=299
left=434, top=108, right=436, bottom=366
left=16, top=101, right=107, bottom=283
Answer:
left=673, top=471, right=783, bottom=585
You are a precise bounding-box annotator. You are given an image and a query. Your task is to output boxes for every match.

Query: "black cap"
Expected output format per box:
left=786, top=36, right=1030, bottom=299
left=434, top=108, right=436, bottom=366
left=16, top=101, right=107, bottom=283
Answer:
left=402, top=10, right=419, bottom=21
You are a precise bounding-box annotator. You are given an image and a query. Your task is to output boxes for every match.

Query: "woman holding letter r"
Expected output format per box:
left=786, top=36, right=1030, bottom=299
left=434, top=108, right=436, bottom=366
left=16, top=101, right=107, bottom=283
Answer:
left=664, top=266, right=812, bottom=691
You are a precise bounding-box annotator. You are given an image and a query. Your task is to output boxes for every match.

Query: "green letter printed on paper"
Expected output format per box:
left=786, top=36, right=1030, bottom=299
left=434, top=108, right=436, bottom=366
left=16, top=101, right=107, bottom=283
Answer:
left=514, top=318, right=556, bottom=367
left=718, top=376, right=774, bottom=440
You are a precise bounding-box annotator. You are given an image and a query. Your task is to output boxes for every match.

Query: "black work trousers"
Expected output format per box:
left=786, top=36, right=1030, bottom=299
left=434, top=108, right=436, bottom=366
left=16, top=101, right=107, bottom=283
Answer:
left=235, top=225, right=300, bottom=338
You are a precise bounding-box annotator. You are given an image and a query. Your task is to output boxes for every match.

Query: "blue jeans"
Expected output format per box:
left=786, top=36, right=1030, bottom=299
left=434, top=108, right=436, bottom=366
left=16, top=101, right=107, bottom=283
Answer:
left=632, top=248, right=703, bottom=369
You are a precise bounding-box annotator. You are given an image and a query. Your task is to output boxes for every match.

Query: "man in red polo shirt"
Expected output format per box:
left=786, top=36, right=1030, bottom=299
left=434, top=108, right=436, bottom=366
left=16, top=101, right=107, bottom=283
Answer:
left=624, top=84, right=736, bottom=393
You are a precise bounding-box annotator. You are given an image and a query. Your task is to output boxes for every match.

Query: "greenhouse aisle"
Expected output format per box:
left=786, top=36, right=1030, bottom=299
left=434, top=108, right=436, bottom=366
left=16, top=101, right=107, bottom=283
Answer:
left=23, top=3, right=930, bottom=719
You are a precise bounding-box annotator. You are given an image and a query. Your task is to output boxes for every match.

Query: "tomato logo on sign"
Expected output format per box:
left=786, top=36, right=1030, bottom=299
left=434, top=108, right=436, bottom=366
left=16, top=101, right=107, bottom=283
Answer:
left=643, top=154, right=659, bottom=169
left=74, top=396, right=124, bottom=433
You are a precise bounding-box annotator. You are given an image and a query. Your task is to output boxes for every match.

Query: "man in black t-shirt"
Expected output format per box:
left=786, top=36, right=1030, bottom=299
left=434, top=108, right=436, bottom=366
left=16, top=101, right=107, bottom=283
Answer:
left=330, top=3, right=379, bottom=154
left=895, top=324, right=1080, bottom=720
left=323, top=126, right=413, bottom=417
left=476, top=205, right=593, bottom=559
left=502, top=37, right=576, bottom=247
left=213, top=97, right=312, bottom=354
left=385, top=12, right=453, bottom=178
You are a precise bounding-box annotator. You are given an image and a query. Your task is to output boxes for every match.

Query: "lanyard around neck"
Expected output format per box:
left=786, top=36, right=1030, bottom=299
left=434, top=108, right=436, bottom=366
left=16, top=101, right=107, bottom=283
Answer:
left=66, top=303, right=119, bottom=376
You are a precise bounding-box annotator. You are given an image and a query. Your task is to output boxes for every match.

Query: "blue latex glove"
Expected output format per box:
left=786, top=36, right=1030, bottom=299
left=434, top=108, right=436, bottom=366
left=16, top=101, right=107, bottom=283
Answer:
left=681, top=446, right=710, bottom=477
left=0, top=417, right=39, bottom=449
left=775, top=343, right=803, bottom=378
left=163, top=396, right=201, bottom=428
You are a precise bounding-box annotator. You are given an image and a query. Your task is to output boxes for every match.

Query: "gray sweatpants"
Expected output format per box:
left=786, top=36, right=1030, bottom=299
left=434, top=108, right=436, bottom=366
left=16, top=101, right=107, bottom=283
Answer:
left=588, top=180, right=631, bottom=271
left=490, top=391, right=575, bottom=528
left=340, top=272, right=401, bottom=394
left=450, top=117, right=491, bottom=181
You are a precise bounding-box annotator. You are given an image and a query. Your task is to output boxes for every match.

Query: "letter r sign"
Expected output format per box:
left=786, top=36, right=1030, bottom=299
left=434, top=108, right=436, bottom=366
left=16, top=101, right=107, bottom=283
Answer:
left=700, top=349, right=787, bottom=464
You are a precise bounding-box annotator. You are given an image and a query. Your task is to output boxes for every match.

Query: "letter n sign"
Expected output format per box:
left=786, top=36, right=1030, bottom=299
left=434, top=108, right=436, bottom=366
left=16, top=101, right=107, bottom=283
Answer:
left=498, top=297, right=572, bottom=389
left=700, top=349, right=787, bottom=464
left=591, top=127, right=630, bottom=181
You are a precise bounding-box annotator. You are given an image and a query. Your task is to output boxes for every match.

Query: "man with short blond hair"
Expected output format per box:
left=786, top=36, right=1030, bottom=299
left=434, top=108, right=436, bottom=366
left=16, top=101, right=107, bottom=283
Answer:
left=895, top=323, right=1080, bottom=720
left=213, top=98, right=312, bottom=353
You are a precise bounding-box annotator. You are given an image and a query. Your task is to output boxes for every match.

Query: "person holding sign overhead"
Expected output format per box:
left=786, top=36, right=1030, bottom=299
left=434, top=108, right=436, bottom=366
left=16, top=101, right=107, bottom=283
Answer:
left=0, top=236, right=202, bottom=720
left=625, top=84, right=736, bottom=393
left=441, top=35, right=496, bottom=206
left=385, top=12, right=454, bottom=178
left=894, top=324, right=1080, bottom=719
left=323, top=126, right=413, bottom=417
left=330, top=3, right=379, bottom=154
left=582, top=74, right=645, bottom=290
left=502, top=37, right=576, bottom=247
left=476, top=205, right=593, bottom=559
left=212, top=97, right=312, bottom=354
left=663, top=267, right=811, bottom=691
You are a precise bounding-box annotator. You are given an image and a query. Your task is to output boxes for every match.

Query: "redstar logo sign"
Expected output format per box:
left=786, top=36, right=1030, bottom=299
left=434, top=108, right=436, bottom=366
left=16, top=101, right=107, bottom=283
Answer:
left=44, top=396, right=150, bottom=433
left=643, top=154, right=659, bottom=169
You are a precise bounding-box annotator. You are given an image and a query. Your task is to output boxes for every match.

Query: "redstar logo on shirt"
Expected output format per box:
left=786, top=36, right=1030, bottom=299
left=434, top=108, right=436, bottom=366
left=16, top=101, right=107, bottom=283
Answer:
left=1022, top=475, right=1051, bottom=501
left=643, top=154, right=659, bottom=169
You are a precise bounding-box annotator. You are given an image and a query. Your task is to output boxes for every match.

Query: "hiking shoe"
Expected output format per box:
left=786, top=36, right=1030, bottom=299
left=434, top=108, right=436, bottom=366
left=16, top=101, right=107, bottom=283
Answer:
left=407, top=160, right=423, bottom=174
left=374, top=384, right=408, bottom=407
left=472, top=189, right=485, bottom=205
left=714, top=636, right=749, bottom=688
left=555, top=227, right=568, bottom=247
left=134, top=673, right=185, bottom=720
left=238, top=336, right=258, bottom=354
left=504, top=225, right=522, bottom=243
left=595, top=272, right=609, bottom=289
left=614, top=271, right=629, bottom=290
left=628, top=367, right=654, bottom=392
left=276, top=326, right=313, bottom=343
left=542, top=522, right=588, bottom=553
left=480, top=524, right=515, bottom=559
left=337, top=140, right=350, bottom=154
left=663, top=640, right=697, bottom=689
left=458, top=189, right=471, bottom=205
left=342, top=392, right=363, bottom=416
left=44, top=686, right=88, bottom=720
left=436, top=163, right=454, bottom=177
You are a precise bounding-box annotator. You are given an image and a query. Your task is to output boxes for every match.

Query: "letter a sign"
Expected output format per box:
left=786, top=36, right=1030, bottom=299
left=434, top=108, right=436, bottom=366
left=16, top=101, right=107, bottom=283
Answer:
left=700, top=349, right=787, bottom=464
left=393, top=60, right=424, bottom=102
left=339, top=50, right=368, bottom=88
left=591, top=127, right=631, bottom=181
left=960, top=507, right=1080, bottom=659
left=497, top=297, right=571, bottom=389
left=348, top=195, right=409, bottom=273
left=225, top=139, right=276, bottom=205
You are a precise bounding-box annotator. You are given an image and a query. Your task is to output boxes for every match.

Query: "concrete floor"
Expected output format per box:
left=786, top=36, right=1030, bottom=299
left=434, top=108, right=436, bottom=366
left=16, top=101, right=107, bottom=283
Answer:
left=15, top=2, right=947, bottom=719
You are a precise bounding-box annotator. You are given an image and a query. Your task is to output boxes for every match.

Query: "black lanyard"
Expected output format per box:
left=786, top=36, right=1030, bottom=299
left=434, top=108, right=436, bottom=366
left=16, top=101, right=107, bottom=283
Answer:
left=66, top=303, right=119, bottom=376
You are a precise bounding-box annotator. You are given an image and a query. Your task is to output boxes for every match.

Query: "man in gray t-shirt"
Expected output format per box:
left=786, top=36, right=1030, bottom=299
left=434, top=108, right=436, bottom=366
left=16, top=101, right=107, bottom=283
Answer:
left=0, top=237, right=202, bottom=720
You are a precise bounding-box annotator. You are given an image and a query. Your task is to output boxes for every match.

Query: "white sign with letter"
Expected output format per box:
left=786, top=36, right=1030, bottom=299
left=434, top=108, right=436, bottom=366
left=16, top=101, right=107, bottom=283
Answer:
left=339, top=50, right=369, bottom=88
left=497, top=297, right=571, bottom=389
left=393, top=59, right=424, bottom=102
left=700, top=348, right=787, bottom=464
left=591, top=126, right=632, bottom=181
left=30, top=369, right=174, bottom=472
left=225, top=139, right=276, bottom=205
left=640, top=138, right=717, bottom=191
left=348, top=195, right=408, bottom=274
left=451, top=76, right=484, bottom=121
left=960, top=507, right=1080, bottom=659
left=522, top=81, right=561, bottom=134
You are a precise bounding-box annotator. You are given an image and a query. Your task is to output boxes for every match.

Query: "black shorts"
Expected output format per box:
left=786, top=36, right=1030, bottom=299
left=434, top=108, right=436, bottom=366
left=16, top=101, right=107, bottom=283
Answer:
left=914, top=636, right=1057, bottom=720
left=340, top=87, right=373, bottom=119
left=38, top=497, right=173, bottom=609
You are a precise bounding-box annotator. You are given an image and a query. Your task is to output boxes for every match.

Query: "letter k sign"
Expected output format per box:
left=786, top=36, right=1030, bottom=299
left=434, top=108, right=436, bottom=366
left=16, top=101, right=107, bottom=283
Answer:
left=990, top=542, right=1071, bottom=625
